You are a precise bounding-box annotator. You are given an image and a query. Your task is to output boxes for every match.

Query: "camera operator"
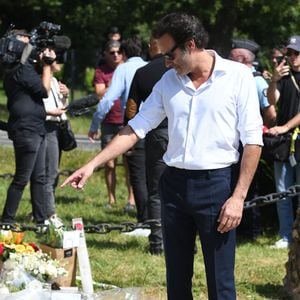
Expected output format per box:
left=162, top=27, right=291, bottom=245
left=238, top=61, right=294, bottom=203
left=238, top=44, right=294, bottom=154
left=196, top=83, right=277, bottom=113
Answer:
left=1, top=29, right=57, bottom=225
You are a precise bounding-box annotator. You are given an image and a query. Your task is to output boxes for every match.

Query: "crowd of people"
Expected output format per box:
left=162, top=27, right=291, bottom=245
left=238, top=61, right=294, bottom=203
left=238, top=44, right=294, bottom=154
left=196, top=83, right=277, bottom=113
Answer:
left=1, top=12, right=300, bottom=299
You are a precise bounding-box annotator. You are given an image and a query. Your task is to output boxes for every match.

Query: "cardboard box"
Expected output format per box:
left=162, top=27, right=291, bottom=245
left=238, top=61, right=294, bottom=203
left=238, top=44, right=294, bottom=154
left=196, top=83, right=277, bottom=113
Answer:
left=39, top=244, right=77, bottom=287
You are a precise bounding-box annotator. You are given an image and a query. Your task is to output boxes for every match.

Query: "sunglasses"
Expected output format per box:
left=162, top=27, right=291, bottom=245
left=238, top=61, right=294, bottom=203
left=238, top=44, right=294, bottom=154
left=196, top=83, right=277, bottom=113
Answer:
left=109, top=50, right=121, bottom=55
left=286, top=49, right=300, bottom=57
left=164, top=43, right=178, bottom=60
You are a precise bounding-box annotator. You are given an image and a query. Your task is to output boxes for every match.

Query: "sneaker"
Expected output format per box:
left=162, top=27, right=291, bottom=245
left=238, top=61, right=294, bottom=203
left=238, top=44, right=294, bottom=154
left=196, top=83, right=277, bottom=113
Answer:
left=270, top=238, right=289, bottom=249
left=49, top=214, right=64, bottom=228
left=123, top=228, right=151, bottom=237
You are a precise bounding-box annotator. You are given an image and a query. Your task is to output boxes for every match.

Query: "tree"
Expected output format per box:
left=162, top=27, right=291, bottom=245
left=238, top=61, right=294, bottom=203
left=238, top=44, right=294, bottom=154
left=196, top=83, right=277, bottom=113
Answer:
left=1, top=0, right=300, bottom=88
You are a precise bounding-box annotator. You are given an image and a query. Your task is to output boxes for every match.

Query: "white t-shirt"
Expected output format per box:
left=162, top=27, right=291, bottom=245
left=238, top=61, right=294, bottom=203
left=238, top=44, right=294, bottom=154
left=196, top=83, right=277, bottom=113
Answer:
left=43, top=77, right=68, bottom=122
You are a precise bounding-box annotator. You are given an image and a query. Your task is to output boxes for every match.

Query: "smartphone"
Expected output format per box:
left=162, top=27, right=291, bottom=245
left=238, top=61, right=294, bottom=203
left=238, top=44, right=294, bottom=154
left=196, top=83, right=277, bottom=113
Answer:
left=275, top=56, right=286, bottom=64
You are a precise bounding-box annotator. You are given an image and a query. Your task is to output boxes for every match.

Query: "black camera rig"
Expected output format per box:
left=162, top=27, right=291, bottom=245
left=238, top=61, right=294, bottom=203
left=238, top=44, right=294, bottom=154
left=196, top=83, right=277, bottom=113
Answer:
left=0, top=21, right=71, bottom=69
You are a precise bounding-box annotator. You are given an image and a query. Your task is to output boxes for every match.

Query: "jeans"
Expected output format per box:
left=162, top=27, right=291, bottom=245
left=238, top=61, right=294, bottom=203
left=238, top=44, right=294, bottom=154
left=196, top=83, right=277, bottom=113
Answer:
left=145, top=128, right=168, bottom=249
left=274, top=161, right=300, bottom=242
left=159, top=166, right=236, bottom=300
left=45, top=122, right=61, bottom=217
left=2, top=130, right=47, bottom=224
left=126, top=139, right=148, bottom=222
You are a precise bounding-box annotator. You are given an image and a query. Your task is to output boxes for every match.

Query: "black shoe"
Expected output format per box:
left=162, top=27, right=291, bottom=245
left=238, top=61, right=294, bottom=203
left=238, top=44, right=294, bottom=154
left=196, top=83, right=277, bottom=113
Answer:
left=149, top=246, right=163, bottom=256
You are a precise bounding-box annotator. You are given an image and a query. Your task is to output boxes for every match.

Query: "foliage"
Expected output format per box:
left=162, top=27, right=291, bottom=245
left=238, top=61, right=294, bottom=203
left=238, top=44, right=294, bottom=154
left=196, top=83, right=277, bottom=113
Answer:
left=0, top=1, right=300, bottom=88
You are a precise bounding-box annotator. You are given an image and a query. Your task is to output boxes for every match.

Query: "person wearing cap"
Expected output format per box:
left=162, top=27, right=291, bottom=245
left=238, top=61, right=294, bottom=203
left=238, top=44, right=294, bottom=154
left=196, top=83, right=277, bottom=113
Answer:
left=229, top=39, right=277, bottom=242
left=266, top=35, right=300, bottom=249
left=230, top=38, right=276, bottom=127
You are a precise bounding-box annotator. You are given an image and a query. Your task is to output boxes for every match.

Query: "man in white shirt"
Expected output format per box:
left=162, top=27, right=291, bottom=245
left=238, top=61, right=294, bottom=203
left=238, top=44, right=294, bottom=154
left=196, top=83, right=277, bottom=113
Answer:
left=62, top=13, right=263, bottom=300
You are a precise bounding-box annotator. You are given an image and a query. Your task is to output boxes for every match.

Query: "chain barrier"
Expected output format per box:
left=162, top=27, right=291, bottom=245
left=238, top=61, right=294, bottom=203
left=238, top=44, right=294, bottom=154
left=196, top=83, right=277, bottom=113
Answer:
left=244, top=184, right=300, bottom=209
left=0, top=169, right=299, bottom=233
left=0, top=219, right=161, bottom=235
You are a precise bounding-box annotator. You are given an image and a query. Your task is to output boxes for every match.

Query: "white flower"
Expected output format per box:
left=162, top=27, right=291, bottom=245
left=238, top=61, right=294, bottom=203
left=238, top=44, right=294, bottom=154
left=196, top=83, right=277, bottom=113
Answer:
left=2, top=251, right=67, bottom=284
left=3, top=259, right=17, bottom=270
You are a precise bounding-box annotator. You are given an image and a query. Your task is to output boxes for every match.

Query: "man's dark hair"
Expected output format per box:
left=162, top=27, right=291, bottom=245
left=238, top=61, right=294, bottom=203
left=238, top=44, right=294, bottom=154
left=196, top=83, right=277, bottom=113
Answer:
left=120, top=36, right=142, bottom=58
left=152, top=12, right=209, bottom=49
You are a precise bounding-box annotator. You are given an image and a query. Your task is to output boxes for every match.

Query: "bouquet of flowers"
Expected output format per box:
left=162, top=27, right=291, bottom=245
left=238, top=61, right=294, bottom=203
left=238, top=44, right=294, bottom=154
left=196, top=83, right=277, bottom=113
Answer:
left=0, top=229, right=67, bottom=295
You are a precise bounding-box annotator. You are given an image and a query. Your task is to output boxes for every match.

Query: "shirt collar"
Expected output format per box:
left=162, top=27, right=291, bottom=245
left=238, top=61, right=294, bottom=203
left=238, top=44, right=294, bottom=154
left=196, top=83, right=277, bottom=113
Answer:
left=206, top=50, right=227, bottom=79
left=126, top=56, right=144, bottom=62
left=178, top=50, right=227, bottom=90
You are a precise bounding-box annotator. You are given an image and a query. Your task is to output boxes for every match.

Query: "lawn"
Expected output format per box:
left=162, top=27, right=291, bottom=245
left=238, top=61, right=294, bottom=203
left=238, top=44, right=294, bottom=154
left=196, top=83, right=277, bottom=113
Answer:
left=0, top=145, right=291, bottom=299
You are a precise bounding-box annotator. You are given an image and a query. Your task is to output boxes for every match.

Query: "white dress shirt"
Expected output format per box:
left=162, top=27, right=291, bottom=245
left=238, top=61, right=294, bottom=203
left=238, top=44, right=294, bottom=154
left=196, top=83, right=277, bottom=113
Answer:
left=128, top=50, right=263, bottom=170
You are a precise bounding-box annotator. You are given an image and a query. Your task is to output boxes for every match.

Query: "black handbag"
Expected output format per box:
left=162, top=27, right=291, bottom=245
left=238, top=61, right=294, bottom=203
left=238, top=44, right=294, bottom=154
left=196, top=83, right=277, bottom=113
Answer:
left=58, top=120, right=77, bottom=151
left=262, top=133, right=292, bottom=162
left=262, top=131, right=300, bottom=162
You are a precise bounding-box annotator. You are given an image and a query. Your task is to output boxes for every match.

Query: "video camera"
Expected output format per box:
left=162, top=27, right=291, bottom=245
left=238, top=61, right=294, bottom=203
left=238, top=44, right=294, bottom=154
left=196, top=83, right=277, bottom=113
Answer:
left=0, top=21, right=71, bottom=69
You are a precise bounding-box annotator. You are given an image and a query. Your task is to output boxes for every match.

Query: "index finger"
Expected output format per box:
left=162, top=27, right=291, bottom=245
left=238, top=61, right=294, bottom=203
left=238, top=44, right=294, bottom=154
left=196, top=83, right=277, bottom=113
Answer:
left=60, top=174, right=78, bottom=188
left=60, top=171, right=84, bottom=188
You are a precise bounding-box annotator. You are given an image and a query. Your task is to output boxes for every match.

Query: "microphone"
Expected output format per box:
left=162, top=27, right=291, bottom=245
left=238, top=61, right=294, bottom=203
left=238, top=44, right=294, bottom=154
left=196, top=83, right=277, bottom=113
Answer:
left=52, top=35, right=71, bottom=50
left=66, top=94, right=99, bottom=116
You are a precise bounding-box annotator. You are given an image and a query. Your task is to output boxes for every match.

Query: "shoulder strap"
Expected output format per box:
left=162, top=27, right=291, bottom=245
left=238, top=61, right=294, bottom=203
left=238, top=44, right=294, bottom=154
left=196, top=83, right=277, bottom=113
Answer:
left=290, top=72, right=300, bottom=93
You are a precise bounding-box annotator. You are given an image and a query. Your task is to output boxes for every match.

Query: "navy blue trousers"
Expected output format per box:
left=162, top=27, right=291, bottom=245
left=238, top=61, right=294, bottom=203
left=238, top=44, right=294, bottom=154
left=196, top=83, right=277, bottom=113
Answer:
left=159, top=166, right=237, bottom=300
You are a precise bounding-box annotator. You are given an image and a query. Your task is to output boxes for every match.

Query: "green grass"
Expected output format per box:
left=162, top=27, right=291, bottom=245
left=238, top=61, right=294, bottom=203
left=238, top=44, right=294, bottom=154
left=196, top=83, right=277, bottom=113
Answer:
left=0, top=146, right=291, bottom=299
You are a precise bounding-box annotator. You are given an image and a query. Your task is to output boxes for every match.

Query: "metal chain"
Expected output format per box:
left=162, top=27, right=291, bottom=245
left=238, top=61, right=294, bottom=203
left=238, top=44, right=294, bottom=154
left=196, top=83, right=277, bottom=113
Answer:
left=0, top=176, right=299, bottom=233
left=244, top=184, right=300, bottom=209
left=0, top=219, right=161, bottom=235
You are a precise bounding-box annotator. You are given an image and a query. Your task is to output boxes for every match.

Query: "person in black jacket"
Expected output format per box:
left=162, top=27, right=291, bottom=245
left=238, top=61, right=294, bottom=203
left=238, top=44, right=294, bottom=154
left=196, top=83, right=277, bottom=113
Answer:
left=125, top=37, right=169, bottom=254
left=1, top=30, right=61, bottom=224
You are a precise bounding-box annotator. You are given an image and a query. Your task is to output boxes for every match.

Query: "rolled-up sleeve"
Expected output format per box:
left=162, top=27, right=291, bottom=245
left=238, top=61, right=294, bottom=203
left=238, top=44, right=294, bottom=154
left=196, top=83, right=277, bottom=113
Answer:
left=128, top=85, right=166, bottom=138
left=237, top=69, right=263, bottom=146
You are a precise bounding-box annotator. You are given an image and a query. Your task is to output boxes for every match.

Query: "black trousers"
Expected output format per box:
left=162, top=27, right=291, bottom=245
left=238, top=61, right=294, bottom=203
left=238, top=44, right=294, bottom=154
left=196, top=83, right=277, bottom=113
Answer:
left=126, top=139, right=148, bottom=222
left=145, top=128, right=168, bottom=249
left=2, top=130, right=47, bottom=224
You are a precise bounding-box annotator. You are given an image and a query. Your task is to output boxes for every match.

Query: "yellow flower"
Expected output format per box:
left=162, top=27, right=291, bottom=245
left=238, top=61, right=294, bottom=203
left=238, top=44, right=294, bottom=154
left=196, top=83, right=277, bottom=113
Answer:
left=15, top=245, right=26, bottom=253
left=25, top=245, right=35, bottom=253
